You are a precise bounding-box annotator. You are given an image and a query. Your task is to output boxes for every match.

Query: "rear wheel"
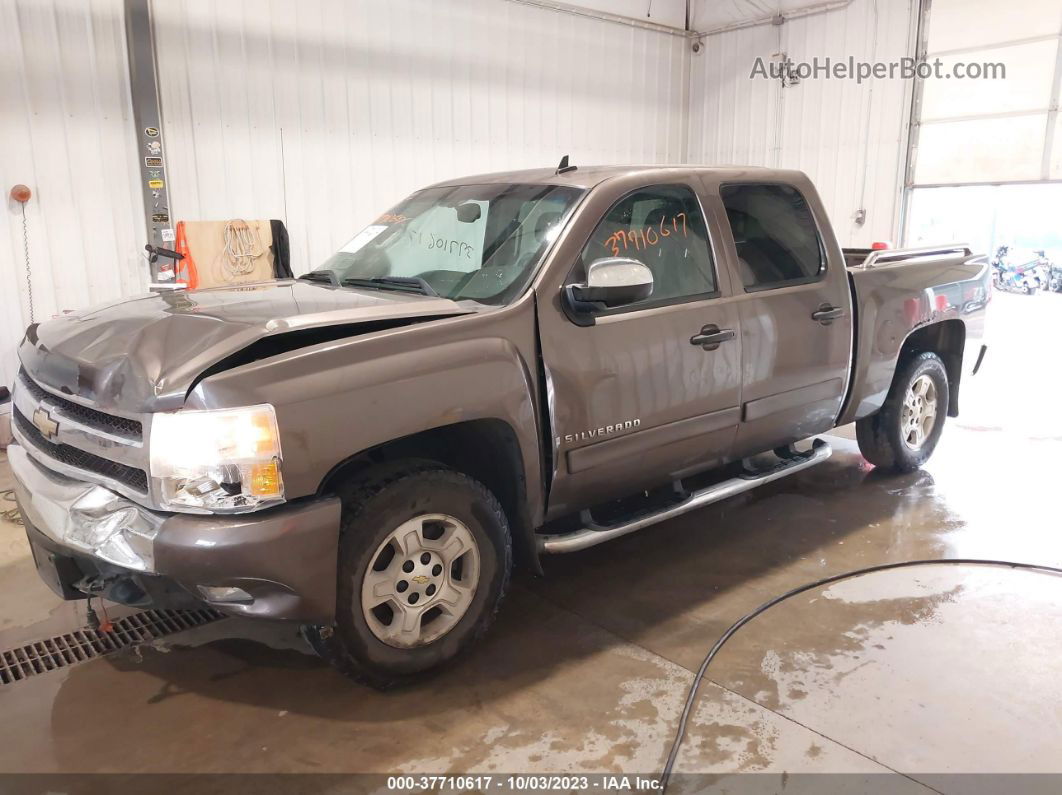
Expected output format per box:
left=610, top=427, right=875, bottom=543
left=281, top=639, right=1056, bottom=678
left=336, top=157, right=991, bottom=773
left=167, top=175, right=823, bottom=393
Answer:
left=856, top=351, right=949, bottom=473
left=304, top=461, right=512, bottom=688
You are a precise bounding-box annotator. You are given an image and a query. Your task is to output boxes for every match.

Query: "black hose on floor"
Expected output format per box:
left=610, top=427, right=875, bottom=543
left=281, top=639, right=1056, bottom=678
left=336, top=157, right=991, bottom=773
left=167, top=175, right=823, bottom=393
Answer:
left=0, top=488, right=21, bottom=525
left=660, top=558, right=1062, bottom=791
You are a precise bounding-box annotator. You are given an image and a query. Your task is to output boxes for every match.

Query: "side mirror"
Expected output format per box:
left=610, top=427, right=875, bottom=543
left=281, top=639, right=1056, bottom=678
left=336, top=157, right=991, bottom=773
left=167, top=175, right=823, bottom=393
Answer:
left=566, top=257, right=654, bottom=313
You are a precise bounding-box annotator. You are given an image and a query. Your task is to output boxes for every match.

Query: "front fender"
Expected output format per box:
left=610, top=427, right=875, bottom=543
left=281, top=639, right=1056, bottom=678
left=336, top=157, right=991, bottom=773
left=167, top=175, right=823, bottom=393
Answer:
left=186, top=316, right=543, bottom=525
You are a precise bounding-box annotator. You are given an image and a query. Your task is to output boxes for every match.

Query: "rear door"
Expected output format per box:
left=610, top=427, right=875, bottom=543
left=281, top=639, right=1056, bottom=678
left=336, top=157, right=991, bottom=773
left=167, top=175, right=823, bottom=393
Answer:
left=711, top=179, right=854, bottom=456
left=535, top=174, right=743, bottom=518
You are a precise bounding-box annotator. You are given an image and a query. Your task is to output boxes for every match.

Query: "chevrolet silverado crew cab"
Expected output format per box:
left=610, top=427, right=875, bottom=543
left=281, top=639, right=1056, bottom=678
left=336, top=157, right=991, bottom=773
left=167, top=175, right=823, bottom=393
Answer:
left=9, top=165, right=989, bottom=686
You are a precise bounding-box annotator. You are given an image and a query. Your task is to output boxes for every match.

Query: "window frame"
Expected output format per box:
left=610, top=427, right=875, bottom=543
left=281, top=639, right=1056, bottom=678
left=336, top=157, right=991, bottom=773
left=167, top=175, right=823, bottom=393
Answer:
left=567, top=182, right=723, bottom=319
left=718, top=181, right=829, bottom=294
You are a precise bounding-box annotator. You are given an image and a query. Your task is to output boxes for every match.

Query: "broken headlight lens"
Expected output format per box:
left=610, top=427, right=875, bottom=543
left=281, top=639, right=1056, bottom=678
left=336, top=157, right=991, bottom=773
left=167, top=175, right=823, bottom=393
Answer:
left=149, top=404, right=284, bottom=513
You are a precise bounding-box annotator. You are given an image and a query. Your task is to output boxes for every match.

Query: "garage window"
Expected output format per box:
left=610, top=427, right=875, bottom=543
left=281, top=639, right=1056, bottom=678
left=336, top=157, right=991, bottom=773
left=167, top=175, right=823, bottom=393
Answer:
left=721, top=183, right=825, bottom=290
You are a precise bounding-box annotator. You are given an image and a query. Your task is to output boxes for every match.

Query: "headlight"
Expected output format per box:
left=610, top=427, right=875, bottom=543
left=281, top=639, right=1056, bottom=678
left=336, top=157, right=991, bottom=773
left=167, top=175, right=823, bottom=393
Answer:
left=149, top=404, right=284, bottom=513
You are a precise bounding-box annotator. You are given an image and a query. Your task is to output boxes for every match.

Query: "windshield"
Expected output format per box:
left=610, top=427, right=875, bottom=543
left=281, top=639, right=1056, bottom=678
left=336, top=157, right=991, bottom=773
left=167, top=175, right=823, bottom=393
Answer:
left=317, top=183, right=583, bottom=304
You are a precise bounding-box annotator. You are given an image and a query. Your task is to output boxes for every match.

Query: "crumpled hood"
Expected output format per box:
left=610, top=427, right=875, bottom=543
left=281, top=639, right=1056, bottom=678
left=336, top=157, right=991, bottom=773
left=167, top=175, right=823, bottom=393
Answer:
left=19, top=280, right=472, bottom=413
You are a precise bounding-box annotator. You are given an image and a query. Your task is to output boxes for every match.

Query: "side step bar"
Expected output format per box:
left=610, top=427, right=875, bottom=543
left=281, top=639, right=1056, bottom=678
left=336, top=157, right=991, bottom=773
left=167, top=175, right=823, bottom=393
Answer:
left=538, top=439, right=832, bottom=554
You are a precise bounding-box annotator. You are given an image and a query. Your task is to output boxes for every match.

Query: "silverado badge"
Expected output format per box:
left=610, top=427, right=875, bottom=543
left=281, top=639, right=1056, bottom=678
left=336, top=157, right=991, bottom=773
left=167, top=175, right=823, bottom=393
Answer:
left=32, top=407, right=59, bottom=441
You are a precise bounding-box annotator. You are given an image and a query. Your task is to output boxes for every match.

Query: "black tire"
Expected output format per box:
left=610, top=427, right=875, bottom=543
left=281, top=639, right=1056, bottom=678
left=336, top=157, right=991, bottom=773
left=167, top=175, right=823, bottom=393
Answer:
left=855, top=351, right=949, bottom=473
left=304, top=460, right=512, bottom=688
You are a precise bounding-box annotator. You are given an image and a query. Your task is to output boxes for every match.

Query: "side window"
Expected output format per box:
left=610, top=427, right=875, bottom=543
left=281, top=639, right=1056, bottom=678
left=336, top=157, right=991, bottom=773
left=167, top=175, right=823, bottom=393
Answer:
left=720, top=183, right=825, bottom=290
left=579, top=184, right=716, bottom=306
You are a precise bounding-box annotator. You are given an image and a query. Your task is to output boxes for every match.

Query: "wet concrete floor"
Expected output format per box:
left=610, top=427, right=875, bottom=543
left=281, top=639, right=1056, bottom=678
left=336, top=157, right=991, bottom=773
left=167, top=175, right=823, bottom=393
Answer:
left=0, top=292, right=1060, bottom=787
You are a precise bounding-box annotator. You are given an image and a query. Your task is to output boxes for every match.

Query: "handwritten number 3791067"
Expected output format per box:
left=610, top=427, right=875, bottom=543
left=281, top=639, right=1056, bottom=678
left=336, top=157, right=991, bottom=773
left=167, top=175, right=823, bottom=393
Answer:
left=603, top=213, right=687, bottom=257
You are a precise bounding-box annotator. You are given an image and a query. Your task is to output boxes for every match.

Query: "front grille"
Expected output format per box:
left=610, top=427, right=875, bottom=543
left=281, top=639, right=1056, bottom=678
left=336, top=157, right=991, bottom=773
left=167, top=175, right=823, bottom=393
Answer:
left=18, top=368, right=143, bottom=440
left=13, top=407, right=149, bottom=493
left=0, top=609, right=223, bottom=685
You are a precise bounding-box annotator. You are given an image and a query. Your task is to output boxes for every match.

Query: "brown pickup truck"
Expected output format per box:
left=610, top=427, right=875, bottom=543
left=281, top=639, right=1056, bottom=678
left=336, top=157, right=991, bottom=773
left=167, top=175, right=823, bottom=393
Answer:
left=9, top=165, right=989, bottom=685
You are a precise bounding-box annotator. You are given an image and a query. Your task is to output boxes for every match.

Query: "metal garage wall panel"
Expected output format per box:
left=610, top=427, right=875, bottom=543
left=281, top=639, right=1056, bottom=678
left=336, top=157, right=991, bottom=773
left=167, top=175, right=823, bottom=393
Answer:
left=688, top=23, right=781, bottom=168
left=567, top=0, right=689, bottom=31
left=687, top=0, right=916, bottom=247
left=151, top=0, right=690, bottom=273
left=0, top=0, right=146, bottom=388
left=781, top=0, right=915, bottom=247
left=692, top=0, right=874, bottom=32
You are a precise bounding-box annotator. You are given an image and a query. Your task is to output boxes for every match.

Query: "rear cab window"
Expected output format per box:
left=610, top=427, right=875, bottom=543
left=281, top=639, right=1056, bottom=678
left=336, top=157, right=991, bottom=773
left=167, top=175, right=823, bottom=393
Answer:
left=719, top=183, right=825, bottom=291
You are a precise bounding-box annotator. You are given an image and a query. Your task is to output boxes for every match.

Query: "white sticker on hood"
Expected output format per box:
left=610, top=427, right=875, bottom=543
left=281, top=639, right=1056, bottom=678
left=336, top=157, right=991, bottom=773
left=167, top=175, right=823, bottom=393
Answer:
left=340, top=224, right=388, bottom=254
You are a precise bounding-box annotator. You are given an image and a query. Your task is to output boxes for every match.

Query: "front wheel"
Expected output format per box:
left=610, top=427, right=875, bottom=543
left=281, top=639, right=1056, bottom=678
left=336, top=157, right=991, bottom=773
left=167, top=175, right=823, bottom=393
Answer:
left=304, top=462, right=512, bottom=688
left=856, top=351, right=949, bottom=473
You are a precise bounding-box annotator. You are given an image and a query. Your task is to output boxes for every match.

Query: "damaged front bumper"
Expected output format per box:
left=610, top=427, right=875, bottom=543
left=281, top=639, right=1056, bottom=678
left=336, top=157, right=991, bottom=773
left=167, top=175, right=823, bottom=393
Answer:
left=9, top=444, right=341, bottom=623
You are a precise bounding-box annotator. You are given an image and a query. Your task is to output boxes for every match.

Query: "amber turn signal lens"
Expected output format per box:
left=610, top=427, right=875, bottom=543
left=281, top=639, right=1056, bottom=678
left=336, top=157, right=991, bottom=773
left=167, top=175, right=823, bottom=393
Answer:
left=249, top=458, right=283, bottom=497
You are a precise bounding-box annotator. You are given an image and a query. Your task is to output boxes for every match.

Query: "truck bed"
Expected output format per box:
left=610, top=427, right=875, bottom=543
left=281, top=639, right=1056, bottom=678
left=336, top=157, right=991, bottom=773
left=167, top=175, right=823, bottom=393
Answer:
left=839, top=245, right=991, bottom=426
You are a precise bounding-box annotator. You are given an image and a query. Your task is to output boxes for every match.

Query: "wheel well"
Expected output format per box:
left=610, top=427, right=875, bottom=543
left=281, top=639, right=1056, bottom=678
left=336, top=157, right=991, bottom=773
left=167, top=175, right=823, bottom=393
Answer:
left=319, top=419, right=540, bottom=572
left=897, top=320, right=965, bottom=416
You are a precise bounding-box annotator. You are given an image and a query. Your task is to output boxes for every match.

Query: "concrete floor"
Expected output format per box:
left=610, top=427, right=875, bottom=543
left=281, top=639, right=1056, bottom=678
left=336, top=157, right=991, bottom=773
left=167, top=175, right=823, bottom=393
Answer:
left=1, top=291, right=1060, bottom=788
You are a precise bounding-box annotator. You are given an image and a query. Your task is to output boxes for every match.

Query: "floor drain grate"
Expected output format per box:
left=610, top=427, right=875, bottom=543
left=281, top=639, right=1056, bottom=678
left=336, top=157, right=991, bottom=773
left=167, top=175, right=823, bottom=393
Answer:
left=0, top=608, right=224, bottom=685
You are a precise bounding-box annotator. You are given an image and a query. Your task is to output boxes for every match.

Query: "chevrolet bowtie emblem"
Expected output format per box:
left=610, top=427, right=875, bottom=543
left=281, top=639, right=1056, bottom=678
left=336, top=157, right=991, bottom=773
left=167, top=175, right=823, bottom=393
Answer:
left=32, top=407, right=59, bottom=441
left=411, top=575, right=430, bottom=585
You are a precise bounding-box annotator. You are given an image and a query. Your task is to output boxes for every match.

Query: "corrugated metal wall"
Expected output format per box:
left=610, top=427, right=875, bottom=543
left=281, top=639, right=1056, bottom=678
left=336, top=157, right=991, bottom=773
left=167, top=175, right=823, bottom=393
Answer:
left=688, top=0, right=917, bottom=247
left=150, top=0, right=691, bottom=273
left=0, top=0, right=147, bottom=388
left=2, top=0, right=919, bottom=391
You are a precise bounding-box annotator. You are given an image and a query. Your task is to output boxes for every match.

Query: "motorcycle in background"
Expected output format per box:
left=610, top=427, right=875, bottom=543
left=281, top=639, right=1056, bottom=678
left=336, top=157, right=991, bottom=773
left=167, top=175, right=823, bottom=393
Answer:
left=991, top=245, right=1040, bottom=295
left=1049, top=257, right=1062, bottom=293
left=1029, top=250, right=1052, bottom=292
left=990, top=245, right=1008, bottom=288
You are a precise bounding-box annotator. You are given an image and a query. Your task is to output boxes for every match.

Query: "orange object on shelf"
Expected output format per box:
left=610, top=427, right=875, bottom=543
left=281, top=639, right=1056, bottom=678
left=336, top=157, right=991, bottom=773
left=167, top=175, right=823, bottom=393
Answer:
left=174, top=221, right=200, bottom=288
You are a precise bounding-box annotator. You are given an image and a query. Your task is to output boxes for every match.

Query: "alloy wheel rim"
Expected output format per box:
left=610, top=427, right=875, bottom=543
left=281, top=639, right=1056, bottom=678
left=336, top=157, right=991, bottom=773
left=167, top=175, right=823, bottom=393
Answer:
left=900, top=374, right=938, bottom=451
left=361, top=513, right=480, bottom=649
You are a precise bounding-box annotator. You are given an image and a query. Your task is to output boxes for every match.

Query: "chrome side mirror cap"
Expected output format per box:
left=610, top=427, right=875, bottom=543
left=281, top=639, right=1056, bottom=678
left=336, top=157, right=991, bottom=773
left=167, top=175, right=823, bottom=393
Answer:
left=566, top=257, right=654, bottom=312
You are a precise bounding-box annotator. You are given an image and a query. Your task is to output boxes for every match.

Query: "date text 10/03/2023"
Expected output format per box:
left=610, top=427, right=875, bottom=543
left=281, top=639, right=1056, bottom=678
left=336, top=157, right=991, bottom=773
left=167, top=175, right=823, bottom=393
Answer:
left=386, top=774, right=662, bottom=791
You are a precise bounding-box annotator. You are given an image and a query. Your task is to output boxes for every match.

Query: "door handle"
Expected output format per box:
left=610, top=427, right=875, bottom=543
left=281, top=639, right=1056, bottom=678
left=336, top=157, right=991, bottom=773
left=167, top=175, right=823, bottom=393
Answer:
left=690, top=325, right=735, bottom=351
left=811, top=304, right=845, bottom=325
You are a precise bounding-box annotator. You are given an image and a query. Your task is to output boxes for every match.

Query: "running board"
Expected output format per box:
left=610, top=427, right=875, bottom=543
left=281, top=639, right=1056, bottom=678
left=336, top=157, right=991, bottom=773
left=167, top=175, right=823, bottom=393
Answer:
left=538, top=439, right=832, bottom=554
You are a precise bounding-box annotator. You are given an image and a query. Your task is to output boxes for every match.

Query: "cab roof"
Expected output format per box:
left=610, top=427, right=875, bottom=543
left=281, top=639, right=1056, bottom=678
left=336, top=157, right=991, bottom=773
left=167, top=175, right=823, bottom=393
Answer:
left=428, top=164, right=796, bottom=191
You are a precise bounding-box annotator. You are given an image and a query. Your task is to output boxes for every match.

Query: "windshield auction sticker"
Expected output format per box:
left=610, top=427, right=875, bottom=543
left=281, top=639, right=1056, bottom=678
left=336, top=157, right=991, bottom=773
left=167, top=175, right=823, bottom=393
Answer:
left=340, top=224, right=389, bottom=254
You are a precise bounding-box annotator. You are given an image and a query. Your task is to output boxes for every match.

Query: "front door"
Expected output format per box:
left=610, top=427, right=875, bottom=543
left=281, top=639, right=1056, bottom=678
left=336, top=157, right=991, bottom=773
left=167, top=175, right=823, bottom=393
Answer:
left=714, top=180, right=854, bottom=457
left=536, top=178, right=743, bottom=519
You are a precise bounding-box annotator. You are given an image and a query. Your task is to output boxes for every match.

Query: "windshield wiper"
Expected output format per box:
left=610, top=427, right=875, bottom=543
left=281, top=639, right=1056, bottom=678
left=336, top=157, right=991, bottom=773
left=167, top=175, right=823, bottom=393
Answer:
left=298, top=270, right=340, bottom=286
left=340, top=276, right=440, bottom=297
